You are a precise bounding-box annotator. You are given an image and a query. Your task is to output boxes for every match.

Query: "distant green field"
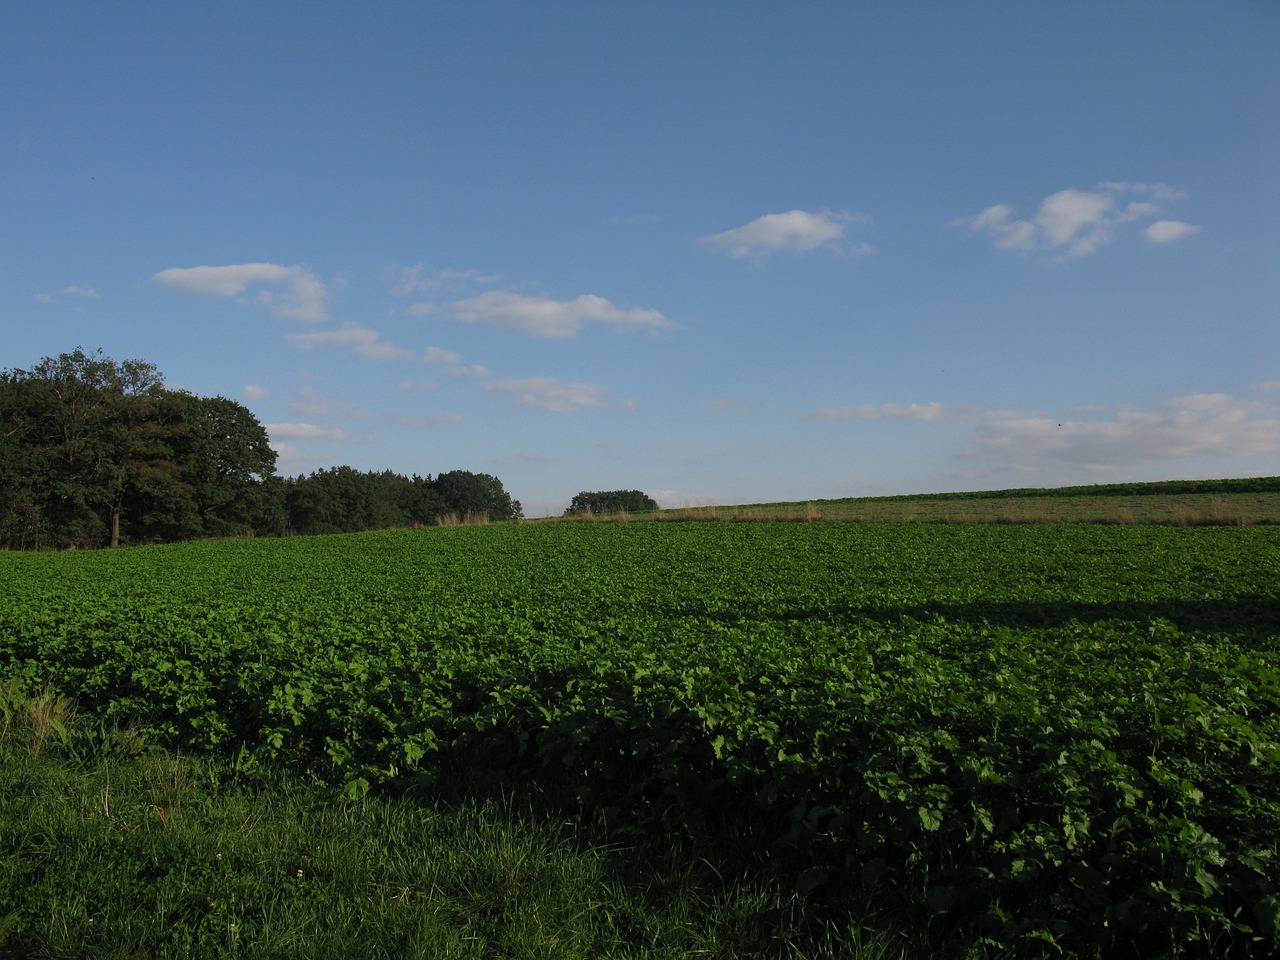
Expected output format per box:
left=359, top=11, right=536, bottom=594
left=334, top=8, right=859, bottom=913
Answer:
left=2, top=521, right=1277, bottom=956
left=653, top=490, right=1280, bottom=525
left=584, top=476, right=1280, bottom=525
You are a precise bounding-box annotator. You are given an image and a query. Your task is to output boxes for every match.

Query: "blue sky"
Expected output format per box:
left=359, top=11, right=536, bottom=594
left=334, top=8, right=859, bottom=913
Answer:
left=4, top=2, right=1277, bottom=516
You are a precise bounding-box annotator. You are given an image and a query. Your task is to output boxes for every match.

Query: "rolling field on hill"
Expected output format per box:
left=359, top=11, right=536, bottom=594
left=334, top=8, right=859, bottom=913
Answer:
left=2, top=488, right=1277, bottom=957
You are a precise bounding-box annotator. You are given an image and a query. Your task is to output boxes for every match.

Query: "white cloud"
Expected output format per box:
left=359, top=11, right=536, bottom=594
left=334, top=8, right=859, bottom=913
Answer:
left=955, top=204, right=1037, bottom=251
left=955, top=183, right=1198, bottom=260
left=808, top=402, right=946, bottom=421
left=1035, top=189, right=1115, bottom=256
left=484, top=377, right=633, bottom=413
left=699, top=209, right=872, bottom=259
left=153, top=263, right=328, bottom=321
left=244, top=384, right=269, bottom=401
left=964, top=393, right=1279, bottom=473
left=1144, top=220, right=1201, bottom=244
left=450, top=291, right=675, bottom=338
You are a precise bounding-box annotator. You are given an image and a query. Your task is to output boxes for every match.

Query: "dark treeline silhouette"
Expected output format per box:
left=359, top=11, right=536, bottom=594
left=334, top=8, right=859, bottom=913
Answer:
left=283, top=467, right=521, bottom=536
left=564, top=489, right=659, bottom=516
left=0, top=349, right=520, bottom=549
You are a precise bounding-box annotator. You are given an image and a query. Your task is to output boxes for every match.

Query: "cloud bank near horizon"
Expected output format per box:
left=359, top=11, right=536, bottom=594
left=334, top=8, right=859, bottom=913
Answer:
left=809, top=389, right=1280, bottom=481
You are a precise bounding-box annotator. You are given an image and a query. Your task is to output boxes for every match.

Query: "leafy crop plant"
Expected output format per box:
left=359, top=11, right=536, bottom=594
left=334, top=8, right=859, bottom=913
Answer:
left=1, top=523, right=1277, bottom=957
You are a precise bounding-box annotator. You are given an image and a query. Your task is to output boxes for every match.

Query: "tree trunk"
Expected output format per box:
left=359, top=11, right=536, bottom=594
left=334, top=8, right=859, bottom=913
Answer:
left=110, top=506, right=120, bottom=548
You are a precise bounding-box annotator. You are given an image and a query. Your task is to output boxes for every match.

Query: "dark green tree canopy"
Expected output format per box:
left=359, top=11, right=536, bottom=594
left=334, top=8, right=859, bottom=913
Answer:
left=2, top=349, right=524, bottom=547
left=564, top=489, right=659, bottom=516
left=282, top=468, right=520, bottom=534
left=432, top=470, right=523, bottom=521
left=0, top=348, right=279, bottom=548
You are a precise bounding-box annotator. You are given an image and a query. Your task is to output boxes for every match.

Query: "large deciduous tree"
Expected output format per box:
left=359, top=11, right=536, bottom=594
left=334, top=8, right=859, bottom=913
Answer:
left=4, top=348, right=169, bottom=547
left=1, top=348, right=524, bottom=546
left=0, top=348, right=281, bottom=548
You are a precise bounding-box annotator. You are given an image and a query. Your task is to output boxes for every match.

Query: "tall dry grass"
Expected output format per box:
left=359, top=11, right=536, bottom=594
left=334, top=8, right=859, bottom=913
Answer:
left=436, top=511, right=491, bottom=527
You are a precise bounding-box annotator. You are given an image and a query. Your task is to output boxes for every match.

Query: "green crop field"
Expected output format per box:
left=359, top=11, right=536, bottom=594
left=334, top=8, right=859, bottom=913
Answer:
left=2, top=521, right=1278, bottom=957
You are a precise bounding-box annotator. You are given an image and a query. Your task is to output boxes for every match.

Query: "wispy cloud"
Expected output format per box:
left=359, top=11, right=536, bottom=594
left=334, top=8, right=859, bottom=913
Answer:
left=699, top=209, right=873, bottom=260
left=450, top=291, right=676, bottom=338
left=808, top=402, right=946, bottom=421
left=390, top=265, right=504, bottom=297
left=36, top=285, right=100, bottom=303
left=1098, top=182, right=1186, bottom=201
left=153, top=263, right=328, bottom=321
left=283, top=385, right=369, bottom=420
left=396, top=413, right=464, bottom=429
left=286, top=323, right=411, bottom=360
left=954, top=183, right=1199, bottom=261
left=422, top=346, right=462, bottom=364
left=244, top=384, right=269, bottom=401
left=446, top=364, right=491, bottom=378
left=485, top=377, right=634, bottom=413
left=285, top=323, right=461, bottom=363
left=263, top=422, right=366, bottom=442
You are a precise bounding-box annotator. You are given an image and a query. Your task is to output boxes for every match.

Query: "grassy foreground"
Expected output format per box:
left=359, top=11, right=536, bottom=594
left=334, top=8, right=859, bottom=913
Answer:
left=0, top=687, right=905, bottom=960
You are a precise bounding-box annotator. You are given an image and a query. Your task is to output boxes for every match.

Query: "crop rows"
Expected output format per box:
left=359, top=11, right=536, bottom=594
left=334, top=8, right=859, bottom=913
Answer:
left=1, top=523, right=1277, bottom=956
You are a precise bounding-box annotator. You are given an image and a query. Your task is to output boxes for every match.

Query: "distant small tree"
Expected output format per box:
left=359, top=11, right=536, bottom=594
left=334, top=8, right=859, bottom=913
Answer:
left=564, top=489, right=659, bottom=516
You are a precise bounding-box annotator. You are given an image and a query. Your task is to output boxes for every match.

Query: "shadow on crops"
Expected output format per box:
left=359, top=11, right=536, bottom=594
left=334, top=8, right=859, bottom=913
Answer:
left=677, top=595, right=1280, bottom=643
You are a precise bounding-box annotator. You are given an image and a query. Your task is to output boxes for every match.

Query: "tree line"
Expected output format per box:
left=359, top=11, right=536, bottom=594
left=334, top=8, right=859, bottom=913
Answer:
left=0, top=349, right=520, bottom=549
left=563, top=489, right=659, bottom=516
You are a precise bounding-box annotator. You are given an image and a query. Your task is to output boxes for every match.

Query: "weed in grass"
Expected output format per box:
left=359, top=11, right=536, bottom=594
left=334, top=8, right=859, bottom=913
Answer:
left=0, top=681, right=76, bottom=757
